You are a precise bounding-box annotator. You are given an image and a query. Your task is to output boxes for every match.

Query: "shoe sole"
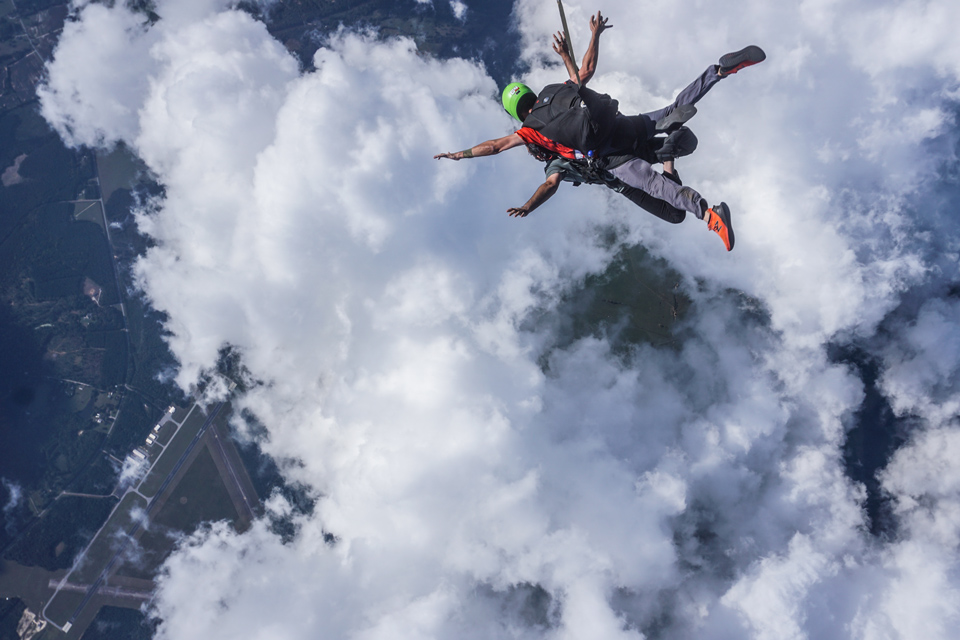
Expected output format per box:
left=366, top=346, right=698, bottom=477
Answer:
left=719, top=45, right=766, bottom=75
left=655, top=104, right=697, bottom=133
left=715, top=202, right=734, bottom=251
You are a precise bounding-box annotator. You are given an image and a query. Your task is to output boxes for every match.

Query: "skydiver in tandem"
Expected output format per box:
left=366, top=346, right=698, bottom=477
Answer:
left=434, top=10, right=765, bottom=251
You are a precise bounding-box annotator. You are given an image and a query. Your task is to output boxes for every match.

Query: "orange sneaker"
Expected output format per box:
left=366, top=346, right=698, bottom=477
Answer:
left=705, top=203, right=734, bottom=251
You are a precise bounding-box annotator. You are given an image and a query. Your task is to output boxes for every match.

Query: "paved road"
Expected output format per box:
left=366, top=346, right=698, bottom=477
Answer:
left=209, top=421, right=257, bottom=520
left=48, top=579, right=151, bottom=601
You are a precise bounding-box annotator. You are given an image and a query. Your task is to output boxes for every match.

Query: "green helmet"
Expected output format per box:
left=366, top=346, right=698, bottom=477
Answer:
left=502, top=82, right=535, bottom=122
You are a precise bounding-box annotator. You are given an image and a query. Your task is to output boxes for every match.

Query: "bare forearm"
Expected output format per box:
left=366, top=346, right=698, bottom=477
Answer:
left=460, top=142, right=503, bottom=159
left=436, top=145, right=484, bottom=161
left=579, top=32, right=601, bottom=83
left=435, top=135, right=521, bottom=161
left=509, top=180, right=560, bottom=217
left=580, top=12, right=611, bottom=85
left=553, top=32, right=581, bottom=85
left=562, top=53, right=580, bottom=85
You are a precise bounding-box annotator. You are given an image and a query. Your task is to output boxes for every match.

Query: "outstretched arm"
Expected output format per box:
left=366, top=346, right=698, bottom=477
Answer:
left=507, top=172, right=563, bottom=217
left=434, top=133, right=525, bottom=161
left=552, top=32, right=580, bottom=84
left=578, top=11, right=611, bottom=86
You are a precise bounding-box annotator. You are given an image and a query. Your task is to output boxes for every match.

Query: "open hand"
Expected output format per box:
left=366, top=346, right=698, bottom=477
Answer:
left=507, top=207, right=530, bottom=217
left=590, top=11, right=611, bottom=35
left=552, top=32, right=571, bottom=60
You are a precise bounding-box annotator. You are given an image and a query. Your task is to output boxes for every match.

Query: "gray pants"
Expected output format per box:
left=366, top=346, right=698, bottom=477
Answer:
left=633, top=65, right=724, bottom=141
left=609, top=159, right=706, bottom=219
left=608, top=65, right=724, bottom=220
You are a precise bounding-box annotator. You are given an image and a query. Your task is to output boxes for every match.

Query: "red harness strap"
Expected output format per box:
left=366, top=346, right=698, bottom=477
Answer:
left=515, top=127, right=580, bottom=160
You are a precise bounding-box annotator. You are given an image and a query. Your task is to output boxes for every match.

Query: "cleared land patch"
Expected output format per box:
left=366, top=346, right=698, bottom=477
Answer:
left=73, top=200, right=104, bottom=232
left=121, top=445, right=240, bottom=580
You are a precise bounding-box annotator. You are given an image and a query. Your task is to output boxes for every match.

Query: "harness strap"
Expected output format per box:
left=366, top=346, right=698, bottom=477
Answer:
left=556, top=0, right=581, bottom=86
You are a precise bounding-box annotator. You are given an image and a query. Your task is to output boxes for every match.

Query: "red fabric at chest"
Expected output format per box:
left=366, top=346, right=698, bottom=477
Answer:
left=515, top=127, right=578, bottom=160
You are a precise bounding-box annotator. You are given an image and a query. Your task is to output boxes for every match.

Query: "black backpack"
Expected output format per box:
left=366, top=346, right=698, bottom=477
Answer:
left=523, top=82, right=620, bottom=153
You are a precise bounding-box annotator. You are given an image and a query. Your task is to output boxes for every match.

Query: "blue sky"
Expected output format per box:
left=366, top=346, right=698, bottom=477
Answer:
left=35, top=0, right=960, bottom=637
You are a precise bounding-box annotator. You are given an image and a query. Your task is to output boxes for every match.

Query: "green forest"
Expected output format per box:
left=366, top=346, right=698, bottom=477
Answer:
left=0, top=99, right=179, bottom=571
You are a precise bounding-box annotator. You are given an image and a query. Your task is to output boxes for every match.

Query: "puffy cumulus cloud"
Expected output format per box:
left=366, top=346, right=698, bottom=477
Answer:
left=37, top=0, right=960, bottom=638
left=854, top=422, right=960, bottom=640
left=38, top=0, right=252, bottom=146
left=38, top=1, right=154, bottom=146
left=881, top=297, right=960, bottom=422
left=865, top=297, right=960, bottom=638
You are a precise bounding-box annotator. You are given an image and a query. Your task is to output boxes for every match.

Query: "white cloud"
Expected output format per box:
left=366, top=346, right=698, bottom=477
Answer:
left=39, top=2, right=154, bottom=146
left=881, top=298, right=960, bottom=422
left=2, top=479, right=23, bottom=533
left=36, top=0, right=960, bottom=638
left=118, top=455, right=148, bottom=486
left=450, top=1, right=467, bottom=22
left=722, top=534, right=837, bottom=640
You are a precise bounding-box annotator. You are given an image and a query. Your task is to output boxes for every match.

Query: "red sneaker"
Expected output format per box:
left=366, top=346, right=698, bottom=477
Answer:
left=719, top=46, right=766, bottom=76
left=706, top=203, right=735, bottom=251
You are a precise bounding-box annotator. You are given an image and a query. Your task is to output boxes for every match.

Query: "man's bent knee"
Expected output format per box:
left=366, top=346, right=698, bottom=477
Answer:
left=656, top=127, right=698, bottom=162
